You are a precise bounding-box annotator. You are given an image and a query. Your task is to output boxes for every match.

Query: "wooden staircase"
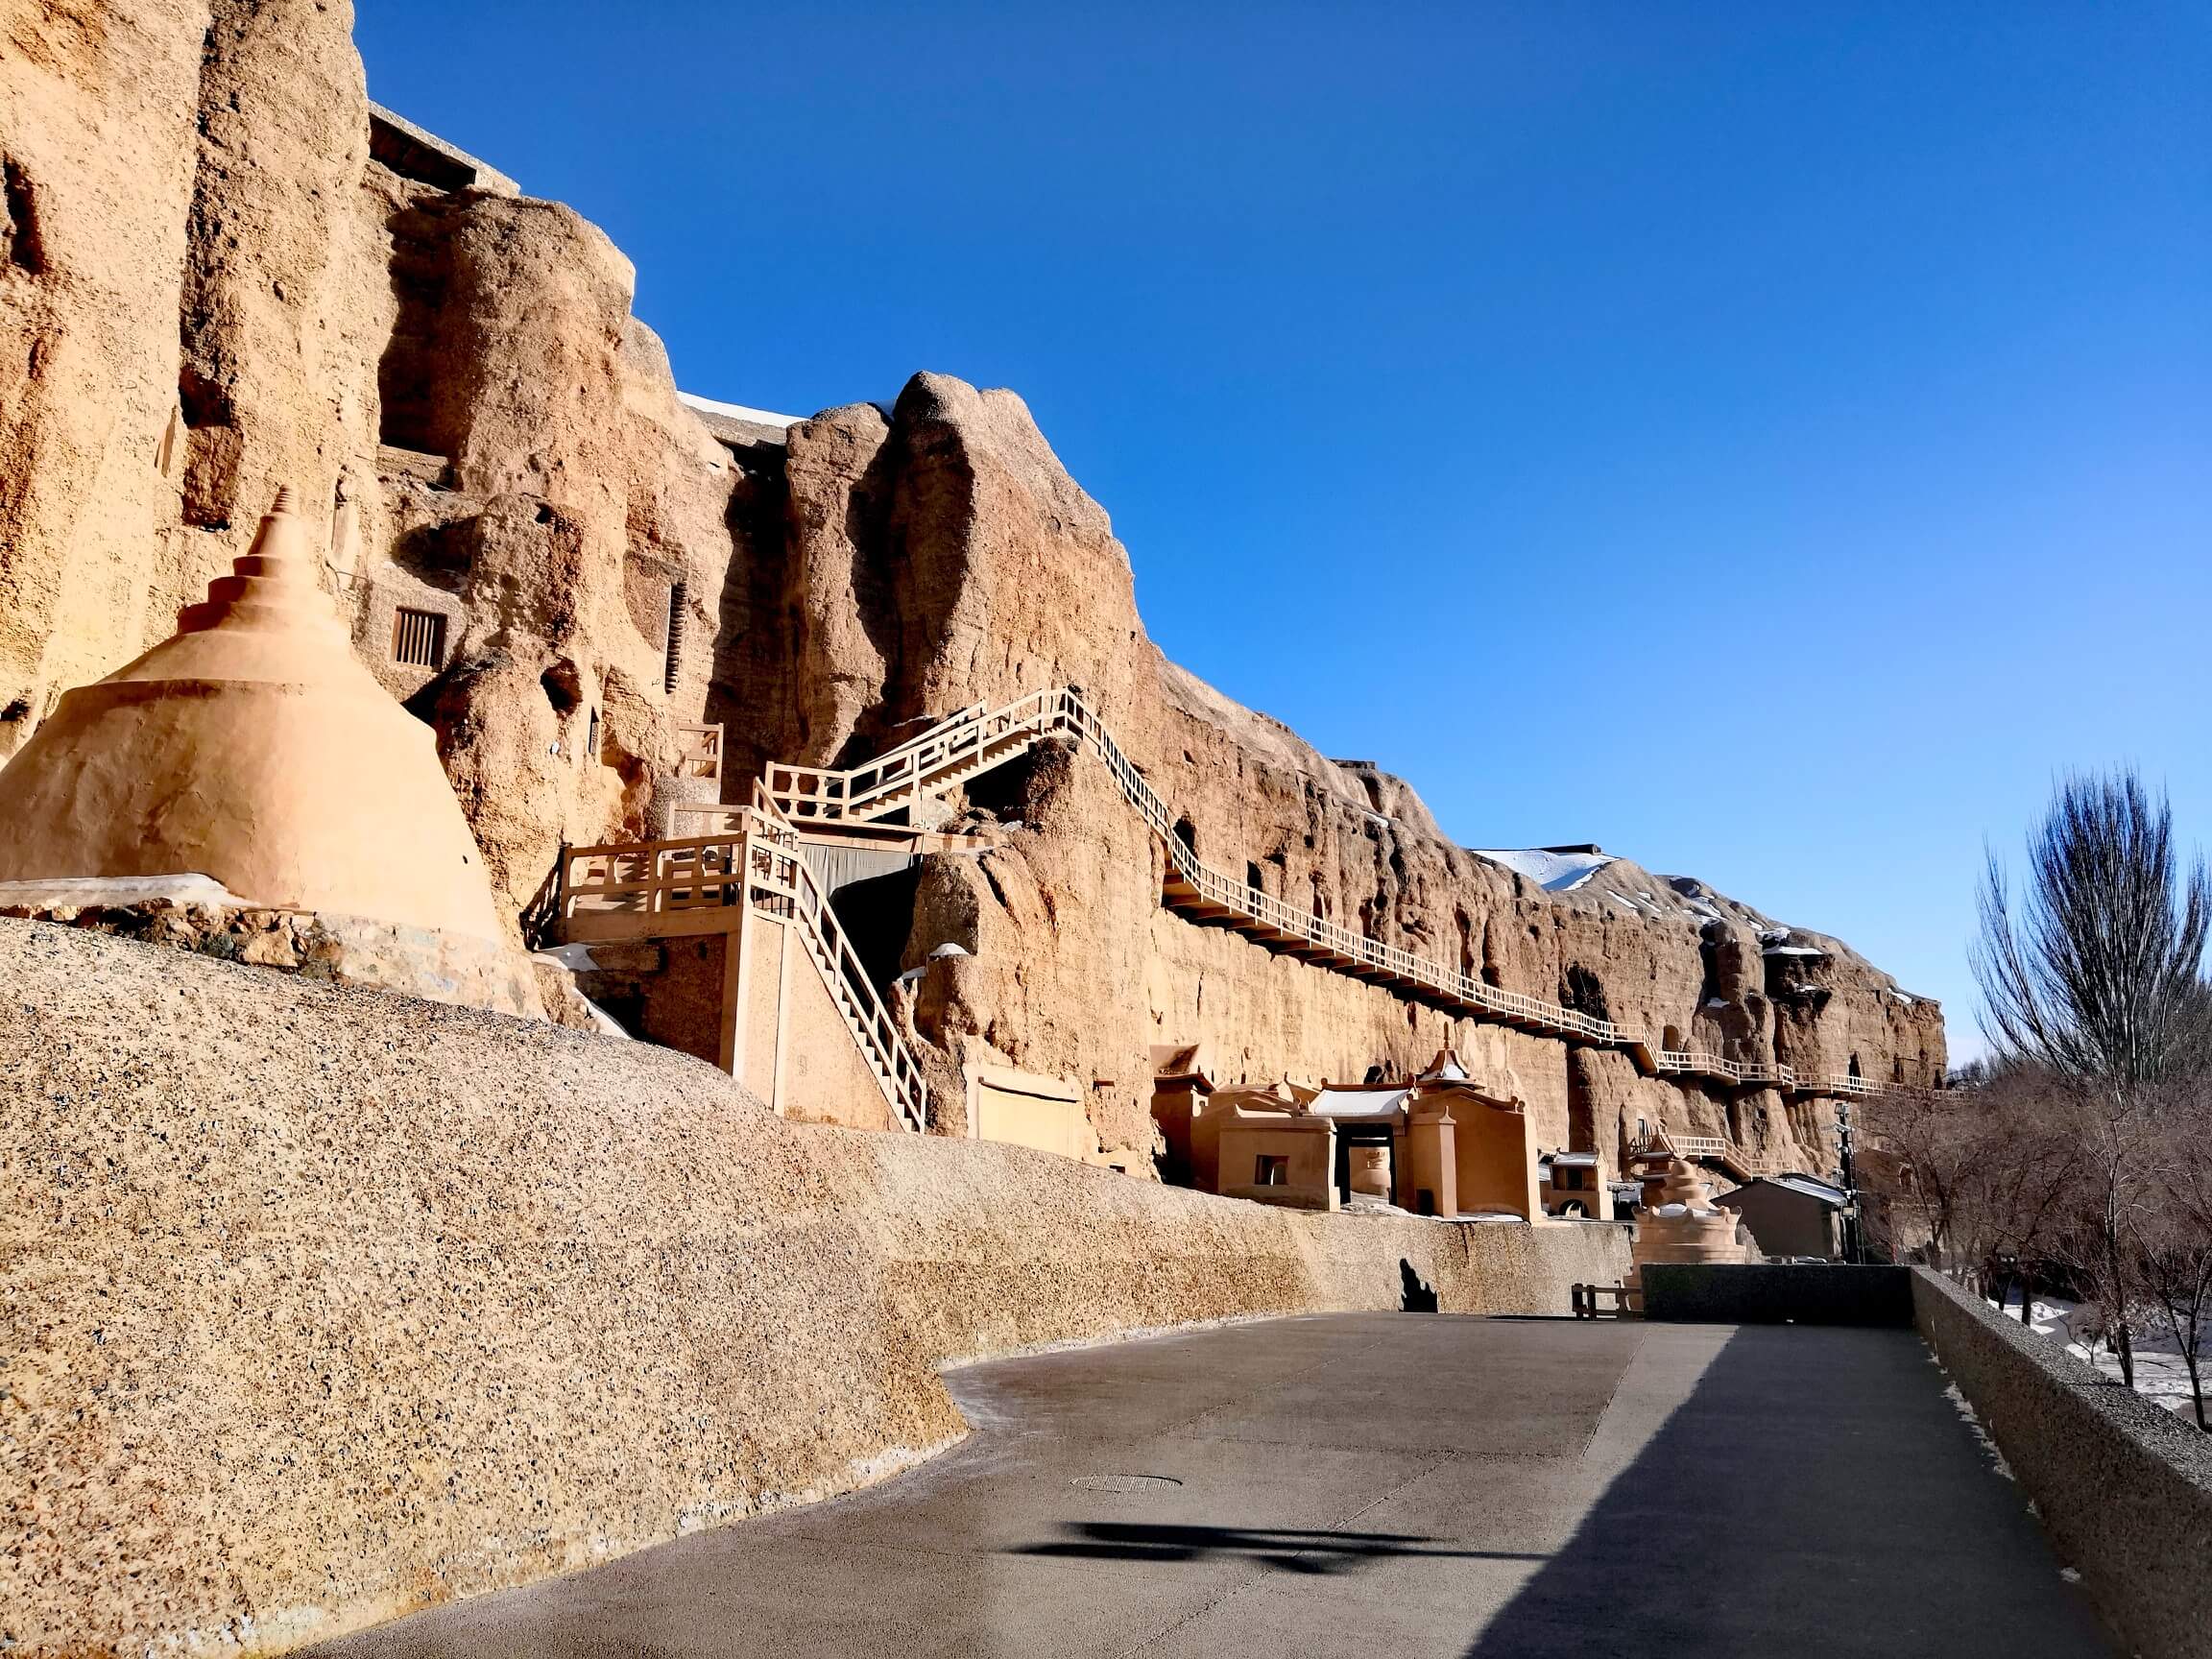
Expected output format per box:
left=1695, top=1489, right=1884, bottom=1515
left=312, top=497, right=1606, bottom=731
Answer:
left=556, top=791, right=927, bottom=1132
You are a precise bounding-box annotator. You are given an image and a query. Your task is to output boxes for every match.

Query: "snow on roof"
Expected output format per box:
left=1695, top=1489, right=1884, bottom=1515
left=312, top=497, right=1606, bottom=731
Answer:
left=1305, top=1087, right=1410, bottom=1118
left=1542, top=1151, right=1599, bottom=1167
left=678, top=392, right=805, bottom=429
left=1719, top=1173, right=1847, bottom=1207
left=1471, top=848, right=1613, bottom=893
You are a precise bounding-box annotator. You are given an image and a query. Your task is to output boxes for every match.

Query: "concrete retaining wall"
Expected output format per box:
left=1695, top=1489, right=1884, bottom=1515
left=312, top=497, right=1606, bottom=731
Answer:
left=0, top=920, right=1628, bottom=1657
left=1911, top=1268, right=2212, bottom=1659
left=1640, top=1262, right=1913, bottom=1325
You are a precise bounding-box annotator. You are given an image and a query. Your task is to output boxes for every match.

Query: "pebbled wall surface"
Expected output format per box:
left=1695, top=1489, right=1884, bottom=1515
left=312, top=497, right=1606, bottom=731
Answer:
left=1912, top=1269, right=2212, bottom=1659
left=0, top=919, right=1628, bottom=1657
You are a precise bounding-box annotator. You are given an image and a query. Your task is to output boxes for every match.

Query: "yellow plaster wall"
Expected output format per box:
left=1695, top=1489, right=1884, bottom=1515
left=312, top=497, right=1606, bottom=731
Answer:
left=970, top=1068, right=1088, bottom=1158
left=1217, top=1121, right=1335, bottom=1209
left=1455, top=1104, right=1538, bottom=1218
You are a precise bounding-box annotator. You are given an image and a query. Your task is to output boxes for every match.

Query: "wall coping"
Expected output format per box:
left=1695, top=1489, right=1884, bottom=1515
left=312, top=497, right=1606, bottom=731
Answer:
left=1911, top=1266, right=2212, bottom=1659
left=1911, top=1266, right=2212, bottom=1483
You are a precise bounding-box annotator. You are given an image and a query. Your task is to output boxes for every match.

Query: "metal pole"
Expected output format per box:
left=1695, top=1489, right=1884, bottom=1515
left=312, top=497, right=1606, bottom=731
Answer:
left=1837, top=1096, right=1862, bottom=1263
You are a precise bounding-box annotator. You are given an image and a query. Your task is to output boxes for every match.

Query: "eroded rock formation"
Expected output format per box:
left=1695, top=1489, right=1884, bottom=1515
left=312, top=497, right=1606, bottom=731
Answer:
left=0, top=0, right=1943, bottom=1182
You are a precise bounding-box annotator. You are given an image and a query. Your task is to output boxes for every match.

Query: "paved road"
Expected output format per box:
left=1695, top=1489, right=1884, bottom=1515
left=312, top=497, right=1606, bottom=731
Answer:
left=312, top=1313, right=2115, bottom=1658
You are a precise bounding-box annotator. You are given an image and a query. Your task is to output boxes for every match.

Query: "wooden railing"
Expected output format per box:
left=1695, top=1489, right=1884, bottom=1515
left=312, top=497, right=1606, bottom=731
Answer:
left=561, top=833, right=748, bottom=922
left=742, top=790, right=928, bottom=1133
left=559, top=790, right=927, bottom=1134
left=1656, top=1048, right=1885, bottom=1097
left=1659, top=1049, right=1790, bottom=1087
left=764, top=700, right=999, bottom=825
left=676, top=721, right=724, bottom=782
left=752, top=685, right=1916, bottom=1108
left=560, top=685, right=1916, bottom=1151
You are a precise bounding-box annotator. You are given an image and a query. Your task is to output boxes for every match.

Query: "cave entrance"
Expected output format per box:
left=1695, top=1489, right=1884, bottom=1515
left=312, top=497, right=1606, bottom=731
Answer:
left=1334, top=1123, right=1397, bottom=1209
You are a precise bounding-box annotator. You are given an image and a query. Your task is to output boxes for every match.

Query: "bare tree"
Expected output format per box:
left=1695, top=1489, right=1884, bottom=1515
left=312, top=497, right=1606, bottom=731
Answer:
left=1975, top=771, right=2211, bottom=1086
left=1860, top=1085, right=1983, bottom=1271
left=1963, top=1069, right=2081, bottom=1324
left=2050, top=1094, right=2157, bottom=1386
left=1974, top=772, right=2212, bottom=1386
left=2128, top=1081, right=2212, bottom=1430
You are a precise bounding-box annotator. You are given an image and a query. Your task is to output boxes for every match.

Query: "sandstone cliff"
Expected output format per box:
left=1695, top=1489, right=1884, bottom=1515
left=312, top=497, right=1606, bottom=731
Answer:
left=0, top=0, right=1943, bottom=1179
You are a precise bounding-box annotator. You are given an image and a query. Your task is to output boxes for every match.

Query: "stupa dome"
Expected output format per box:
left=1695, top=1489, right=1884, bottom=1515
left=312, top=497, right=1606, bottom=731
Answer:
left=0, top=489, right=503, bottom=942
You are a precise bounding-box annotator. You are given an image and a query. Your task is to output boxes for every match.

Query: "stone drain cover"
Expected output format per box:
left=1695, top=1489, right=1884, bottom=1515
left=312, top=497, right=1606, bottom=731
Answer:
left=1070, top=1474, right=1184, bottom=1494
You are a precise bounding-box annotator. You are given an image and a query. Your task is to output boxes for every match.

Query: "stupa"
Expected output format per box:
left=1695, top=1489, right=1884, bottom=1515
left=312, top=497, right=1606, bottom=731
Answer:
left=1624, top=1129, right=1757, bottom=1287
left=0, top=488, right=503, bottom=943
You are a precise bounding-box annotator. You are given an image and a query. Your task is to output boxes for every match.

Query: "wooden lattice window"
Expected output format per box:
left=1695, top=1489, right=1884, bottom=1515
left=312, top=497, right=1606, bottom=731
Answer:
left=663, top=580, right=688, bottom=693
left=392, top=606, right=446, bottom=669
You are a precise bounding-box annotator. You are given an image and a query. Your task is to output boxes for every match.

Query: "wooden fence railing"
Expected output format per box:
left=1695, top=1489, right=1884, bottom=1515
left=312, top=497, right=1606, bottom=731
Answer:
left=760, top=685, right=1916, bottom=1103
left=565, top=685, right=1919, bottom=1151
left=559, top=790, right=927, bottom=1133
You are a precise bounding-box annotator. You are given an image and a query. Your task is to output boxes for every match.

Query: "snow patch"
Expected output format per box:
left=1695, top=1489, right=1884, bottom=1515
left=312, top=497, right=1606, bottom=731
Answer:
left=1472, top=849, right=1613, bottom=893
left=1938, top=1375, right=2015, bottom=1482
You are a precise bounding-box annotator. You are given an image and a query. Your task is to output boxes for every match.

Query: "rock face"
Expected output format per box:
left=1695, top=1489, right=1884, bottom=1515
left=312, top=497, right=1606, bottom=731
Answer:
left=0, top=3, right=1944, bottom=1166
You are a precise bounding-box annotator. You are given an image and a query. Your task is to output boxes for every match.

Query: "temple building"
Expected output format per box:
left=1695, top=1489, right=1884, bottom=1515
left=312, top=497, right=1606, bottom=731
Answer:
left=1155, top=1049, right=1583, bottom=1222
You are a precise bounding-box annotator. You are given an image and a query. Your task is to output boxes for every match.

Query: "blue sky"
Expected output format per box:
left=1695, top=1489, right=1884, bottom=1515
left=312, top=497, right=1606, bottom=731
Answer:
left=356, top=3, right=2209, bottom=1060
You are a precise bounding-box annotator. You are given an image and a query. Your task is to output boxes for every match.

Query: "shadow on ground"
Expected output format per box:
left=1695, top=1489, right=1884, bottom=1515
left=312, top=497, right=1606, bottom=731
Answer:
left=1458, top=1325, right=2114, bottom=1658
left=1012, top=1521, right=1544, bottom=1575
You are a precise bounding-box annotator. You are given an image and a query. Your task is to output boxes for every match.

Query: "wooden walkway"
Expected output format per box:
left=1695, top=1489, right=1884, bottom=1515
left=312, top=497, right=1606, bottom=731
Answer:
left=554, top=687, right=1912, bottom=1135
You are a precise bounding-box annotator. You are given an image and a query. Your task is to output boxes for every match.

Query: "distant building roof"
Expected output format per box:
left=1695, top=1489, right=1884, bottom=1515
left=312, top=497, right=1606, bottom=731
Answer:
left=1541, top=1151, right=1600, bottom=1168
left=1149, top=1043, right=1214, bottom=1089
left=1418, top=1049, right=1469, bottom=1083
left=678, top=393, right=806, bottom=446
left=1717, top=1174, right=1848, bottom=1209
left=368, top=103, right=518, bottom=196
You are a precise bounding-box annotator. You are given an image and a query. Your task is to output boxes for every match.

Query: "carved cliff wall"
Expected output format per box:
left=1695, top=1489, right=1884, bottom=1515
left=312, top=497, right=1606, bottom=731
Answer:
left=0, top=2, right=1944, bottom=1163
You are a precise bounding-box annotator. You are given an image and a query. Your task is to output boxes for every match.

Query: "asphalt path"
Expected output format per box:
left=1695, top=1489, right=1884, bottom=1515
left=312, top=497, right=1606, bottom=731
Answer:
left=309, top=1312, right=2115, bottom=1658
